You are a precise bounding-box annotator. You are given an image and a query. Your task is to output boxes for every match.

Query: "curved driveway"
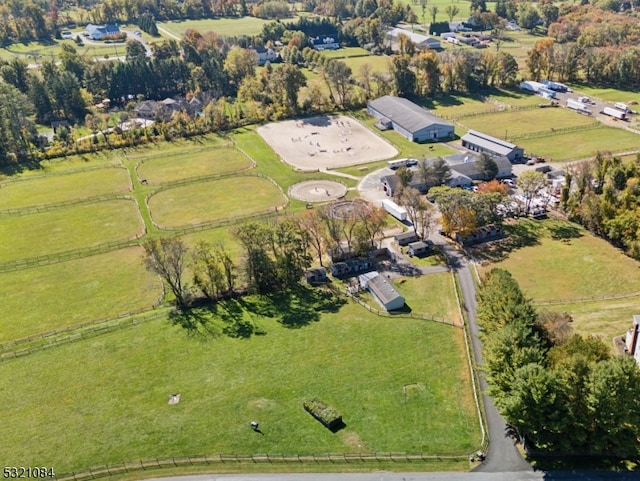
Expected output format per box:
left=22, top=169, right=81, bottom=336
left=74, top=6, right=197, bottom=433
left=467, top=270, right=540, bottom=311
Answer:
left=359, top=170, right=532, bottom=473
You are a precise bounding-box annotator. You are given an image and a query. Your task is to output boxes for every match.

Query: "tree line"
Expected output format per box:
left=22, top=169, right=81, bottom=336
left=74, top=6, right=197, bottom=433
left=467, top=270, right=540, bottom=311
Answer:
left=143, top=202, right=395, bottom=308
left=478, top=268, right=640, bottom=458
left=559, top=152, right=640, bottom=260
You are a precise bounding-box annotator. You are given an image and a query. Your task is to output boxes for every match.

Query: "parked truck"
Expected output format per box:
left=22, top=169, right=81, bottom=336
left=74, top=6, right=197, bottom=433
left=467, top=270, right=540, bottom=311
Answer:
left=603, top=107, right=627, bottom=120
left=381, top=199, right=408, bottom=222
left=566, top=98, right=591, bottom=115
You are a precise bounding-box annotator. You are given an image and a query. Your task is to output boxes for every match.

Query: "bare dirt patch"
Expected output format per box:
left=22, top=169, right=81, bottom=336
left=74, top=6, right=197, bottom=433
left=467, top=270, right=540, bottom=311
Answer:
left=288, top=180, right=347, bottom=202
left=257, top=115, right=398, bottom=171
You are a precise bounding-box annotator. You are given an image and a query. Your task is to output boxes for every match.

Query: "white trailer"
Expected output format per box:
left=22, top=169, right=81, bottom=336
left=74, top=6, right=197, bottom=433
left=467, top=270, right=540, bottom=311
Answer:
left=566, top=98, right=591, bottom=115
left=603, top=107, right=627, bottom=120
left=615, top=102, right=631, bottom=113
left=388, top=158, right=408, bottom=169
left=381, top=199, right=408, bottom=222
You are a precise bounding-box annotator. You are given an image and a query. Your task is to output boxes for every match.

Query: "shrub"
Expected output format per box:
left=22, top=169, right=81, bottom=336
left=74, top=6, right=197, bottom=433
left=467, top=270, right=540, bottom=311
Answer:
left=303, top=397, right=343, bottom=431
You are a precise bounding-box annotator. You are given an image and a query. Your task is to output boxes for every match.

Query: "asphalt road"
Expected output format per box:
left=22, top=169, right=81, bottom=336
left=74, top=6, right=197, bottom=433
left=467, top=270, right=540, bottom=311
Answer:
left=430, top=235, right=532, bottom=473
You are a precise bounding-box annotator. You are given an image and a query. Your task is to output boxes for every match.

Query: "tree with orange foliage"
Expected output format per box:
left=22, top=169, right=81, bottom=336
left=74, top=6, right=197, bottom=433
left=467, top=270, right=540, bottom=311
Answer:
left=477, top=179, right=509, bottom=196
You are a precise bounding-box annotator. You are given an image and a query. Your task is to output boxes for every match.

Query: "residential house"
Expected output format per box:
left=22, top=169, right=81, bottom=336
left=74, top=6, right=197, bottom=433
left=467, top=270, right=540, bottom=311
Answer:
left=358, top=272, right=405, bottom=311
left=455, top=224, right=504, bottom=246
left=395, top=231, right=419, bottom=246
left=250, top=46, right=279, bottom=65
left=407, top=240, right=432, bottom=257
left=386, top=28, right=441, bottom=50
left=85, top=23, right=120, bottom=40
left=311, top=35, right=339, bottom=50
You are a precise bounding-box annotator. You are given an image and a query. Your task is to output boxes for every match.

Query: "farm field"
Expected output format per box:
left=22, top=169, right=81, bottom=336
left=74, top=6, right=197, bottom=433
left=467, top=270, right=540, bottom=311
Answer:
left=460, top=107, right=598, bottom=140
left=320, top=47, right=370, bottom=59
left=0, top=39, right=125, bottom=63
left=518, top=126, right=640, bottom=162
left=0, top=247, right=161, bottom=342
left=135, top=148, right=253, bottom=185
left=566, top=83, right=640, bottom=104
left=0, top=199, right=143, bottom=263
left=157, top=17, right=273, bottom=38
left=393, top=273, right=459, bottom=323
left=0, top=167, right=131, bottom=209
left=343, top=54, right=392, bottom=76
left=147, top=175, right=286, bottom=229
left=476, top=218, right=640, bottom=340
left=0, top=301, right=480, bottom=473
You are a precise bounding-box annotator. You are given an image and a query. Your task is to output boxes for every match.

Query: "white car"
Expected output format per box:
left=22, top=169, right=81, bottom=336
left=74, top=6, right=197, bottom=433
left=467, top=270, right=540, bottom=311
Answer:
left=61, top=30, right=73, bottom=39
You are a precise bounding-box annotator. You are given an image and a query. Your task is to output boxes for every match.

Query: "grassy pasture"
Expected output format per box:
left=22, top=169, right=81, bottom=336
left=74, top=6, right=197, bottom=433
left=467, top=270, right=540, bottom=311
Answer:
left=343, top=54, right=392, bottom=76
left=0, top=247, right=162, bottom=343
left=567, top=83, right=640, bottom=104
left=395, top=273, right=459, bottom=322
left=541, top=298, right=639, bottom=346
left=0, top=300, right=479, bottom=472
left=157, top=16, right=271, bottom=37
left=459, top=107, right=598, bottom=139
left=320, top=47, right=370, bottom=58
left=123, top=134, right=231, bottom=161
left=0, top=167, right=131, bottom=210
left=136, top=148, right=253, bottom=185
left=517, top=126, right=640, bottom=162
left=476, top=218, right=640, bottom=303
left=0, top=199, right=144, bottom=263
left=147, top=176, right=286, bottom=229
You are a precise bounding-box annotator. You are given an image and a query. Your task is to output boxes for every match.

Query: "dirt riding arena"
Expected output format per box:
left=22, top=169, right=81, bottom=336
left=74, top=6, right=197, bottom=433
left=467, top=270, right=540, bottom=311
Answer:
left=257, top=115, right=398, bottom=170
left=288, top=180, right=347, bottom=202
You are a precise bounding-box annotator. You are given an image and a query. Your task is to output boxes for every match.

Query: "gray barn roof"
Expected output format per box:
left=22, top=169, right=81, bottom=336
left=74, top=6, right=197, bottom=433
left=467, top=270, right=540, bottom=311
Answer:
left=461, top=130, right=520, bottom=156
left=369, top=96, right=453, bottom=134
left=367, top=273, right=404, bottom=306
left=448, top=155, right=512, bottom=178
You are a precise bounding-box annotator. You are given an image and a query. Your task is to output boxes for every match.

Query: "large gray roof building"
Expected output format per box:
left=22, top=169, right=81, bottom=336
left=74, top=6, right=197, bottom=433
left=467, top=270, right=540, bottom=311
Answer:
left=360, top=272, right=405, bottom=311
left=368, top=96, right=455, bottom=143
left=461, top=129, right=524, bottom=162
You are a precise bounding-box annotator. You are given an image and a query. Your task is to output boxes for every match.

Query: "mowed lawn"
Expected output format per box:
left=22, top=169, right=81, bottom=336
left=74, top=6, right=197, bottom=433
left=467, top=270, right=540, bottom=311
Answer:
left=0, top=167, right=131, bottom=210
left=136, top=148, right=253, bottom=185
left=395, top=273, right=459, bottom=323
left=460, top=107, right=598, bottom=139
left=0, top=302, right=480, bottom=473
left=147, top=176, right=287, bottom=229
left=157, top=16, right=271, bottom=37
left=0, top=247, right=162, bottom=342
left=0, top=199, right=144, bottom=262
left=542, top=298, right=640, bottom=346
left=478, top=219, right=640, bottom=302
left=518, top=126, right=640, bottom=161
left=123, top=134, right=231, bottom=161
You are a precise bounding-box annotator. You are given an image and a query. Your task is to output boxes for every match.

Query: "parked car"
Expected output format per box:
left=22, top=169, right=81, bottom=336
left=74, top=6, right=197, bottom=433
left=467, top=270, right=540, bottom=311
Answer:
left=61, top=30, right=73, bottom=39
left=133, top=30, right=142, bottom=36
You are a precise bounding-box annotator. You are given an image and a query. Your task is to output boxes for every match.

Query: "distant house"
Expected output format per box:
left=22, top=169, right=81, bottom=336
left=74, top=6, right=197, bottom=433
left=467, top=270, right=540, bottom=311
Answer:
left=395, top=231, right=419, bottom=246
left=305, top=267, right=328, bottom=284
left=379, top=173, right=428, bottom=197
left=368, top=96, right=454, bottom=143
left=311, top=35, right=339, bottom=50
left=461, top=130, right=524, bottom=162
left=386, top=28, right=441, bottom=50
left=85, top=23, right=120, bottom=40
left=448, top=154, right=513, bottom=180
left=329, top=258, right=373, bottom=278
left=625, top=315, right=640, bottom=368
left=250, top=46, right=279, bottom=65
left=359, top=272, right=405, bottom=311
left=407, top=240, right=432, bottom=257
left=455, top=224, right=504, bottom=246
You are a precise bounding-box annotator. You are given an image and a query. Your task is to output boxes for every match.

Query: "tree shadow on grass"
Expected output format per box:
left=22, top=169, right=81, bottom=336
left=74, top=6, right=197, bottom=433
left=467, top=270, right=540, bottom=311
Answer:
left=168, top=307, right=221, bottom=339
left=470, top=220, right=542, bottom=263
left=546, top=222, right=583, bottom=242
left=269, top=284, right=346, bottom=329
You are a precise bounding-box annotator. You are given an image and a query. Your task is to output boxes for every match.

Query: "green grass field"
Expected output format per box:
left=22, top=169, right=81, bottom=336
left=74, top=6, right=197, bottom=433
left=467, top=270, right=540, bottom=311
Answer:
left=157, top=17, right=272, bottom=38
left=567, top=83, right=640, bottom=104
left=123, top=134, right=232, bottom=161
left=460, top=107, right=598, bottom=140
left=147, top=176, right=286, bottom=229
left=136, top=148, right=253, bottom=185
left=343, top=54, right=392, bottom=76
left=395, top=273, right=459, bottom=322
left=476, top=218, right=640, bottom=340
left=320, top=47, right=370, bottom=59
left=0, top=299, right=480, bottom=473
left=0, top=167, right=131, bottom=209
left=518, top=126, right=640, bottom=162
left=0, top=199, right=144, bottom=262
left=0, top=247, right=161, bottom=342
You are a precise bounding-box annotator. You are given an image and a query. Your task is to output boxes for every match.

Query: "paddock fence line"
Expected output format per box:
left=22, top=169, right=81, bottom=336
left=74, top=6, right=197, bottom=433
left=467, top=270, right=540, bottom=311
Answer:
left=122, top=141, right=236, bottom=163
left=532, top=290, right=640, bottom=306
left=505, top=121, right=601, bottom=141
left=331, top=285, right=461, bottom=328
left=0, top=163, right=125, bottom=188
left=0, top=193, right=134, bottom=218
left=440, top=103, right=539, bottom=121
left=0, top=236, right=144, bottom=274
left=54, top=451, right=474, bottom=481
left=0, top=308, right=171, bottom=362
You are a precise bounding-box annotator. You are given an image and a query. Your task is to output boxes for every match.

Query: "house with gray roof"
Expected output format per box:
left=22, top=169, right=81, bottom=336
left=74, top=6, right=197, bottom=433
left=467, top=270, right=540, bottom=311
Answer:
left=386, top=28, right=441, bottom=51
left=461, top=130, right=524, bottom=162
left=359, top=272, right=405, bottom=311
left=368, top=96, right=455, bottom=142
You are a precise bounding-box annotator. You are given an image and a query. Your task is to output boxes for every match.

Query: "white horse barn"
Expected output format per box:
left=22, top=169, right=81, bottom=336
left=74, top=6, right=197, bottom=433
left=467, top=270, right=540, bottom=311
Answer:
left=386, top=28, right=441, bottom=50
left=368, top=96, right=455, bottom=142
